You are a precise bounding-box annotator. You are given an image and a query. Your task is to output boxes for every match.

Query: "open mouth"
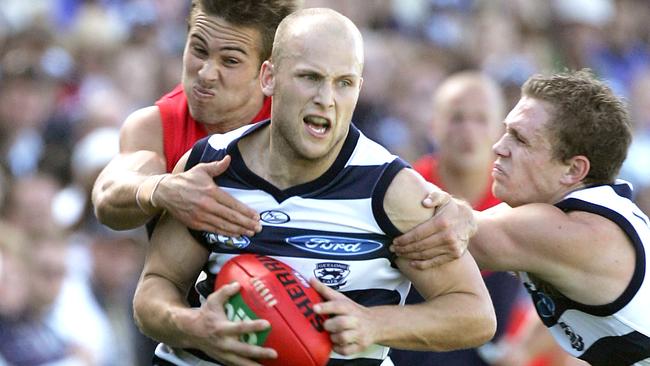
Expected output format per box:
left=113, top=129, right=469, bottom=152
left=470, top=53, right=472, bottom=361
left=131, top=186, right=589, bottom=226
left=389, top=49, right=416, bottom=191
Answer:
left=304, top=115, right=331, bottom=135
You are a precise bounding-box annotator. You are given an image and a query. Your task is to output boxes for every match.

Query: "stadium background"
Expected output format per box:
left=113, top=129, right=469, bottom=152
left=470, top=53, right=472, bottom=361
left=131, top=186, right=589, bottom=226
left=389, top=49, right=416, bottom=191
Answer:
left=0, top=0, right=648, bottom=365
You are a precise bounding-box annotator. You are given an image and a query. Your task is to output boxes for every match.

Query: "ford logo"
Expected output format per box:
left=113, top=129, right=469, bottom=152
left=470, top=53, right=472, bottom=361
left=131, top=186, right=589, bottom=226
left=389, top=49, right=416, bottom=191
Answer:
left=260, top=210, right=290, bottom=224
left=286, top=235, right=383, bottom=256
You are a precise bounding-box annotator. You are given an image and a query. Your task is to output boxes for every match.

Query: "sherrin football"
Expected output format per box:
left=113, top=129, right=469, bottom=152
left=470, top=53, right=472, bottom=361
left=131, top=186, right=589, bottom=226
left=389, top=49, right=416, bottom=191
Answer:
left=215, top=254, right=332, bottom=366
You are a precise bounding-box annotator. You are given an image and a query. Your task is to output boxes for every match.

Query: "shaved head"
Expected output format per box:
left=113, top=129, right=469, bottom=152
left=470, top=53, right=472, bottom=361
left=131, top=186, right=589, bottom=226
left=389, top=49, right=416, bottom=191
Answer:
left=271, top=8, right=364, bottom=71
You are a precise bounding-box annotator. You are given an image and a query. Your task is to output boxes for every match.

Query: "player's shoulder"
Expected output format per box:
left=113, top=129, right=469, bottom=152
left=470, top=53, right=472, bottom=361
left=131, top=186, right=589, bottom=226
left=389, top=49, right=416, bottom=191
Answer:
left=349, top=131, right=399, bottom=166
left=121, top=106, right=162, bottom=135
left=119, top=106, right=163, bottom=152
left=566, top=209, right=628, bottom=242
left=503, top=202, right=623, bottom=250
left=205, top=123, right=262, bottom=151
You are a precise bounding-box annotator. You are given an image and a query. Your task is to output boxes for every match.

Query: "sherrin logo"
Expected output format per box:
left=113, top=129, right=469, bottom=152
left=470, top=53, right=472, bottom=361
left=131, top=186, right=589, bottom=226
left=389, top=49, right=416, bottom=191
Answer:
left=285, top=235, right=383, bottom=255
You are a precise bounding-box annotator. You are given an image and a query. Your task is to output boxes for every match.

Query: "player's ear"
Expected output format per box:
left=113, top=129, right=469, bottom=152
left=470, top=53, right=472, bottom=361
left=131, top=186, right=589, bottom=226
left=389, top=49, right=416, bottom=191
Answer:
left=560, top=155, right=590, bottom=185
left=260, top=60, right=275, bottom=97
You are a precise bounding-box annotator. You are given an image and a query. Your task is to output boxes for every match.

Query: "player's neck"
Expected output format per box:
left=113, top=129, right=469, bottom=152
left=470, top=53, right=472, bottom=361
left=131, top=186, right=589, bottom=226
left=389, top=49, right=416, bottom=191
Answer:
left=239, top=124, right=342, bottom=190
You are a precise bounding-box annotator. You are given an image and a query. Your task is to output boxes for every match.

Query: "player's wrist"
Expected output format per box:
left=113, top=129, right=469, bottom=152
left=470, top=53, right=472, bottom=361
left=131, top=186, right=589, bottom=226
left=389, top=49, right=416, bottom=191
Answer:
left=169, top=306, right=204, bottom=349
left=136, top=174, right=169, bottom=215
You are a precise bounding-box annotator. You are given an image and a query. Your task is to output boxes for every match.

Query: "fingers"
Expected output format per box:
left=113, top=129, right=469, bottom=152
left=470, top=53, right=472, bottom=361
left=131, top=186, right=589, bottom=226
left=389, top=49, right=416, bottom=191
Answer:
left=207, top=283, right=277, bottom=363
left=218, top=317, right=272, bottom=336
left=215, top=352, right=265, bottom=366
left=212, top=281, right=241, bottom=300
left=392, top=229, right=460, bottom=256
left=422, top=184, right=451, bottom=208
left=203, top=155, right=232, bottom=178
left=333, top=343, right=364, bottom=356
left=211, top=183, right=260, bottom=221
left=310, top=278, right=345, bottom=303
left=193, top=203, right=261, bottom=237
left=205, top=187, right=261, bottom=236
left=210, top=283, right=271, bottom=331
left=217, top=337, right=277, bottom=361
left=185, top=191, right=261, bottom=236
left=391, top=215, right=448, bottom=247
left=186, top=158, right=261, bottom=235
left=323, top=316, right=365, bottom=356
left=330, top=330, right=366, bottom=355
left=212, top=339, right=276, bottom=366
left=407, top=255, right=460, bottom=270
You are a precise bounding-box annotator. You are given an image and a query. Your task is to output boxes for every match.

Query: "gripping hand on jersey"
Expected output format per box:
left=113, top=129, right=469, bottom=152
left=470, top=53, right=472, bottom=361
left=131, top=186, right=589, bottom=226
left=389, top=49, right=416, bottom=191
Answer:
left=390, top=185, right=475, bottom=269
left=155, top=155, right=262, bottom=237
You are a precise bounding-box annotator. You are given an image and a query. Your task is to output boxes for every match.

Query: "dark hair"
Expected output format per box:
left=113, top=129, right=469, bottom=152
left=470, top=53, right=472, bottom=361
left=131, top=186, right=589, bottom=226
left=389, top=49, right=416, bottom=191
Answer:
left=522, top=69, right=632, bottom=184
left=188, top=0, right=298, bottom=63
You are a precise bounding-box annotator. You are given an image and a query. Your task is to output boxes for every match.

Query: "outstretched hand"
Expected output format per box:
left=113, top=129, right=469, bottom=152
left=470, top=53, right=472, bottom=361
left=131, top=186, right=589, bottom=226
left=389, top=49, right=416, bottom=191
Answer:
left=156, top=155, right=262, bottom=236
left=311, top=278, right=377, bottom=356
left=193, top=282, right=277, bottom=366
left=391, top=190, right=476, bottom=269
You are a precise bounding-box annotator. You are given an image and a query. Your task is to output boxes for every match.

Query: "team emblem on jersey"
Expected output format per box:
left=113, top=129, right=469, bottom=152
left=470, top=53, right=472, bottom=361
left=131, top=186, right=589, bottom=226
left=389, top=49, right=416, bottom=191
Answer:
left=285, top=235, right=383, bottom=256
left=204, top=233, right=251, bottom=250
left=260, top=210, right=290, bottom=224
left=314, top=262, right=350, bottom=289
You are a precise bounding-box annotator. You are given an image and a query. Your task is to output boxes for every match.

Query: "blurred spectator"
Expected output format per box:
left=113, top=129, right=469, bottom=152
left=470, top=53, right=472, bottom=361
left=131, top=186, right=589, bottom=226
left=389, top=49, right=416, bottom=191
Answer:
left=4, top=173, right=62, bottom=235
left=390, top=71, right=524, bottom=365
left=0, top=223, right=95, bottom=365
left=87, top=225, right=155, bottom=366
left=0, top=166, right=8, bottom=215
left=619, top=69, right=650, bottom=196
left=0, top=221, right=29, bottom=321
left=586, top=0, right=650, bottom=98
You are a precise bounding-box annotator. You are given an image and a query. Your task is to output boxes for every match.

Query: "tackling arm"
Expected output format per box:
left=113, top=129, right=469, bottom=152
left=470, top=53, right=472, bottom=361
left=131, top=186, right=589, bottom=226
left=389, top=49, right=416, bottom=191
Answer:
left=313, top=168, right=495, bottom=354
left=381, top=168, right=495, bottom=350
left=92, top=107, right=168, bottom=229
left=91, top=107, right=261, bottom=235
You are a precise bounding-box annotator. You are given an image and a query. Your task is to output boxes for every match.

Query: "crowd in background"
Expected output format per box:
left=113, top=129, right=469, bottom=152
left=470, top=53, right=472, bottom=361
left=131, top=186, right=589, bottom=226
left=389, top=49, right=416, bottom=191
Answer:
left=0, top=0, right=648, bottom=365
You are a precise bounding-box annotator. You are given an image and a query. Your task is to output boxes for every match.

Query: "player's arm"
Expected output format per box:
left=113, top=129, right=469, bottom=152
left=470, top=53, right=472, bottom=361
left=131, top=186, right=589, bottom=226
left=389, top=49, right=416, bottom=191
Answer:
left=132, top=152, right=276, bottom=365
left=313, top=168, right=495, bottom=355
left=471, top=202, right=635, bottom=304
left=390, top=185, right=476, bottom=269
left=92, top=107, right=261, bottom=236
left=91, top=106, right=167, bottom=229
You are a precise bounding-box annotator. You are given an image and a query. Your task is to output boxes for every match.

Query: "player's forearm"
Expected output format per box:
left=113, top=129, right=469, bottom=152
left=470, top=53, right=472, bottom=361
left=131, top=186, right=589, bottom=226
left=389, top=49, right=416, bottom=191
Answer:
left=372, top=292, right=496, bottom=351
left=92, top=152, right=168, bottom=229
left=132, top=274, right=199, bottom=349
left=92, top=173, right=156, bottom=229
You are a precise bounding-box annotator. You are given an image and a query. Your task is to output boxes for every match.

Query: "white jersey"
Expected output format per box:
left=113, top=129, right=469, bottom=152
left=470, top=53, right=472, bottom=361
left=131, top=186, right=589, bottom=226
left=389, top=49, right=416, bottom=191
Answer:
left=520, top=181, right=650, bottom=365
left=155, top=121, right=410, bottom=366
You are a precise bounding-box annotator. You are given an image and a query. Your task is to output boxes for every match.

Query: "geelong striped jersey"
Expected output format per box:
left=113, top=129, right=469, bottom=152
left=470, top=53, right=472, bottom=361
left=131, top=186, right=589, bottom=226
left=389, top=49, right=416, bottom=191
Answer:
left=156, top=121, right=411, bottom=366
left=520, top=181, right=650, bottom=365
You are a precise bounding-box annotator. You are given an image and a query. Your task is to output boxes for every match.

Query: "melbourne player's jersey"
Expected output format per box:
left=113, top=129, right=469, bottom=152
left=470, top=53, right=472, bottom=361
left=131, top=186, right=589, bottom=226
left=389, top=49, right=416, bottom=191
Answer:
left=155, top=84, right=272, bottom=172
left=161, top=121, right=410, bottom=366
left=520, top=181, right=650, bottom=366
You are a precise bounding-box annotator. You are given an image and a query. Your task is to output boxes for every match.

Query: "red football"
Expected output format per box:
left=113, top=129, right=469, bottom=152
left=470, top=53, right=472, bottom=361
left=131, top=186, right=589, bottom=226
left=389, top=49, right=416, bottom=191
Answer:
left=215, top=254, right=332, bottom=366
